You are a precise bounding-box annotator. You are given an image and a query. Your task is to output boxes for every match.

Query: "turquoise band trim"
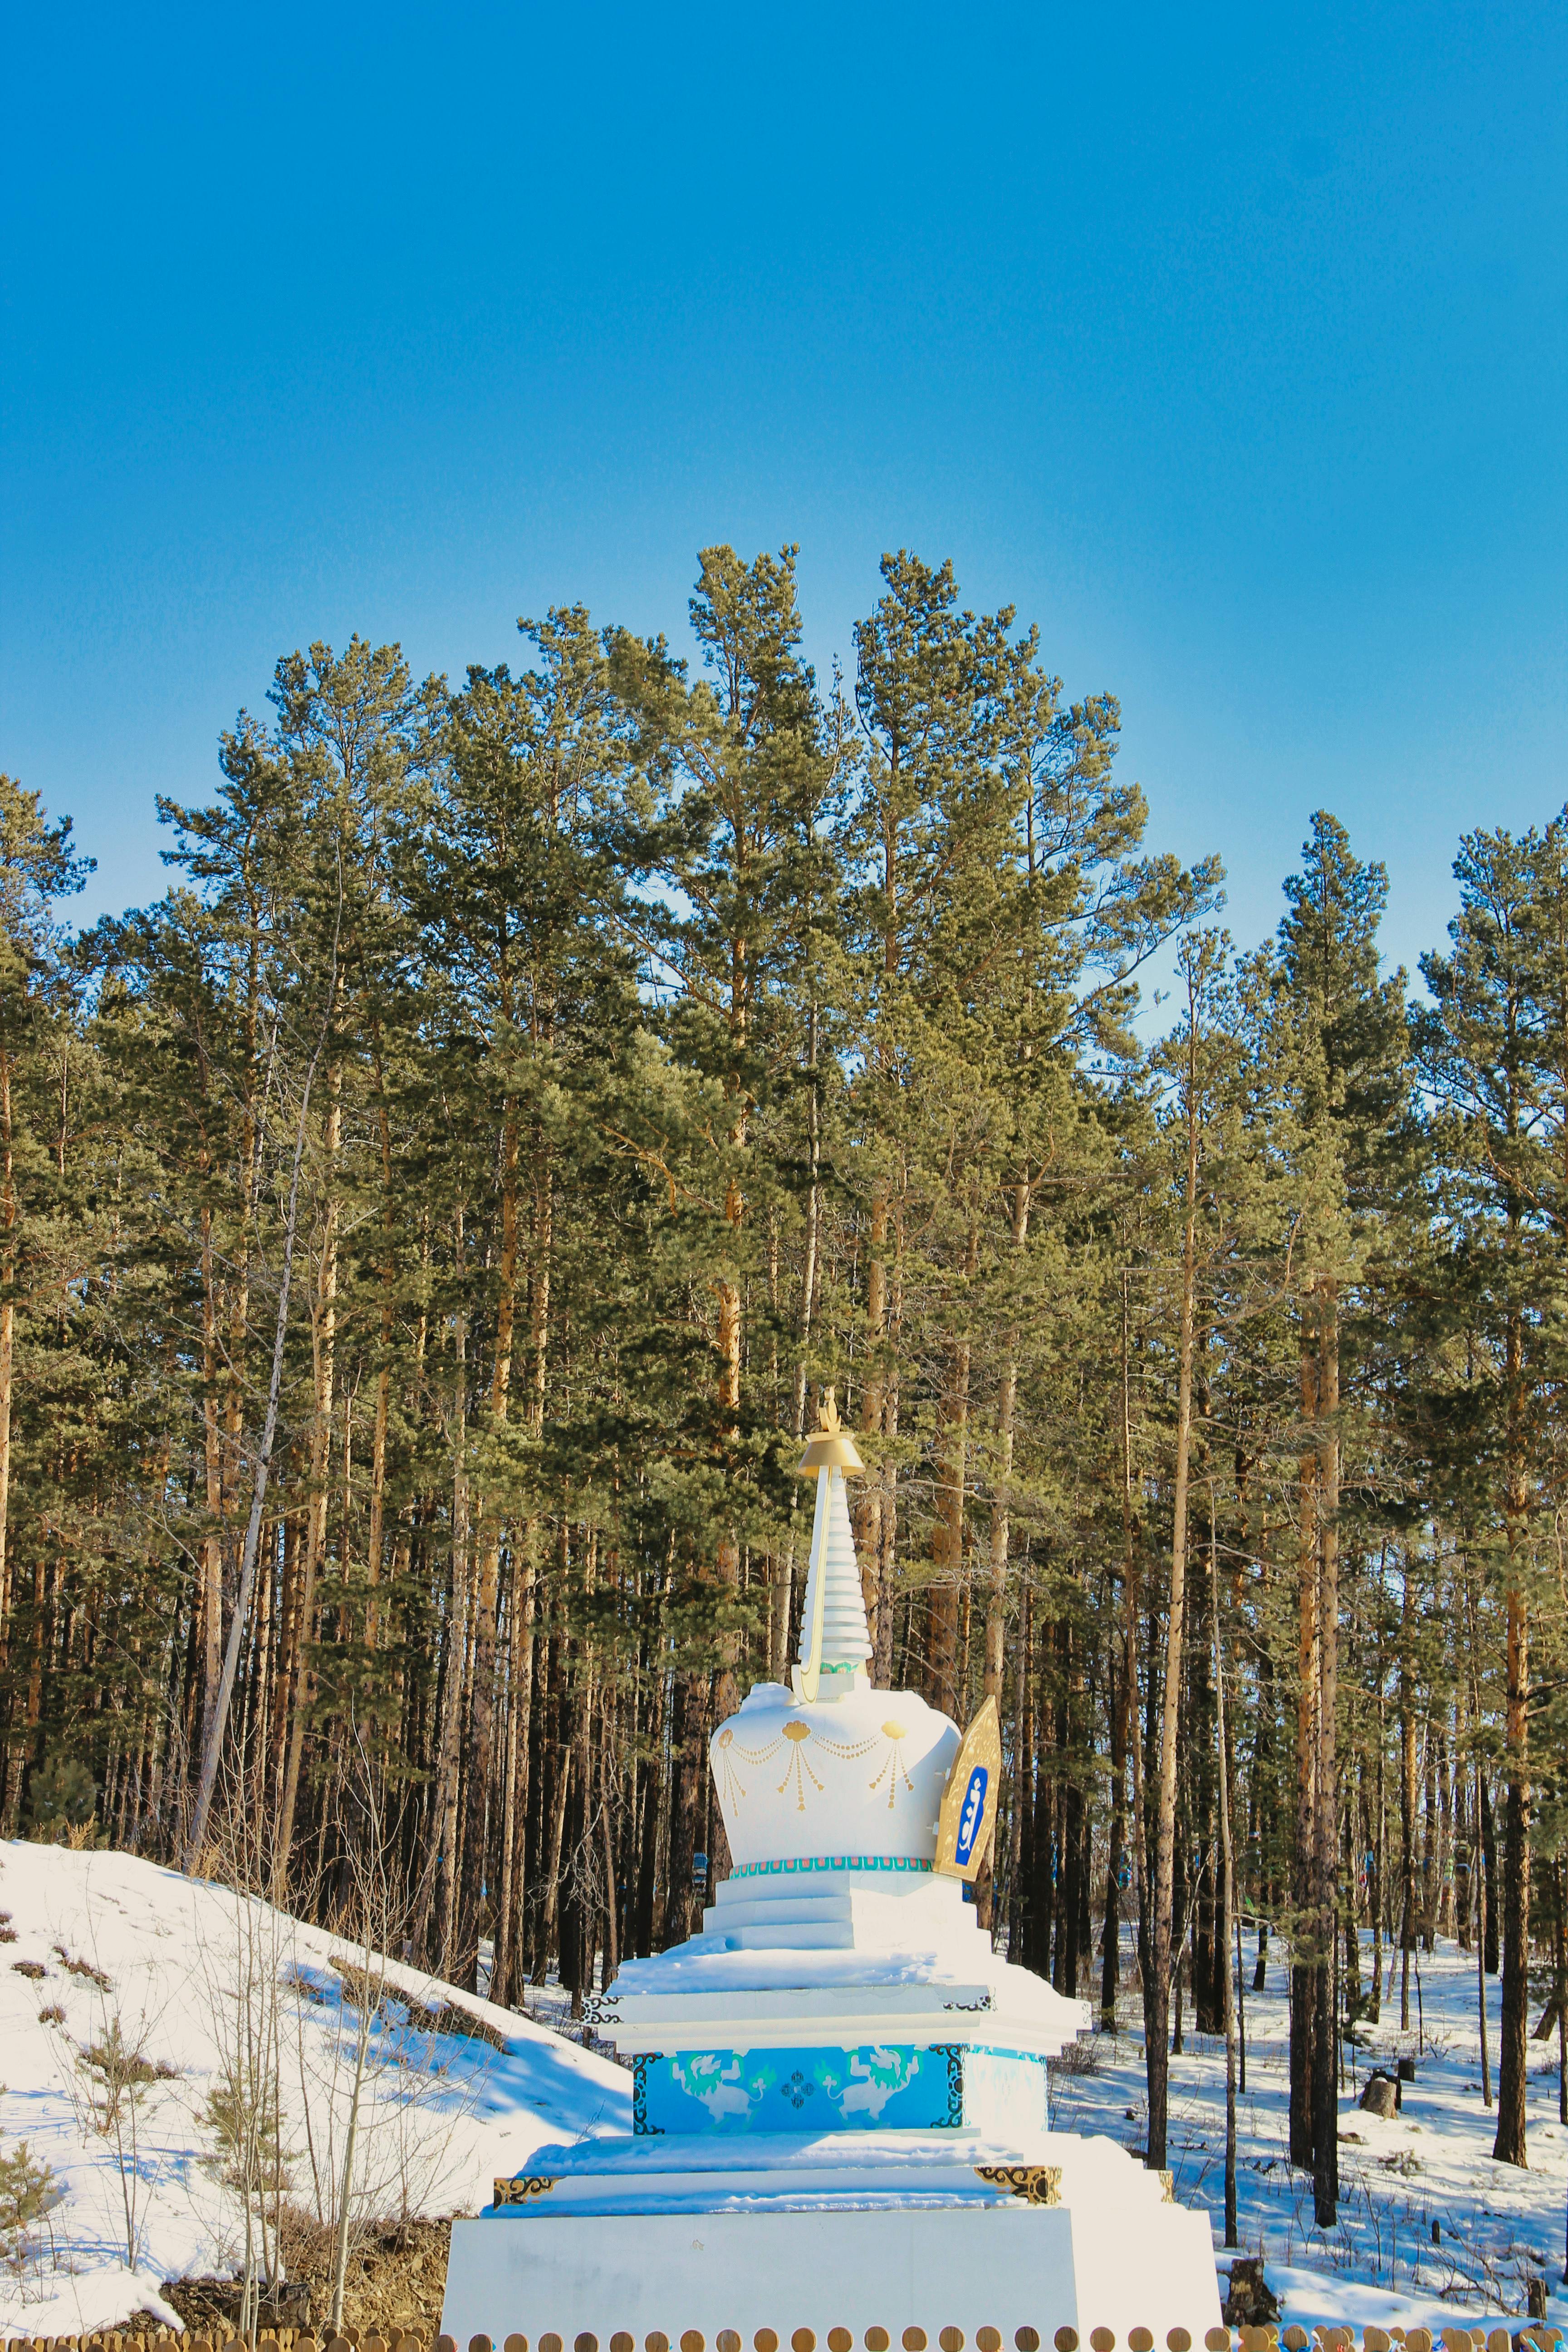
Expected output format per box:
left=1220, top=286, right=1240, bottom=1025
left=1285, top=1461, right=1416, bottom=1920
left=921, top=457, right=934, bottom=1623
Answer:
left=730, top=1855, right=933, bottom=1879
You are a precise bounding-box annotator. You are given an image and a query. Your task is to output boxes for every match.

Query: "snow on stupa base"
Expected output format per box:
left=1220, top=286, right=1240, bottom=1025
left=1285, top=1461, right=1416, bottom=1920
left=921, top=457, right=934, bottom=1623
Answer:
left=441, top=2191, right=1219, bottom=2343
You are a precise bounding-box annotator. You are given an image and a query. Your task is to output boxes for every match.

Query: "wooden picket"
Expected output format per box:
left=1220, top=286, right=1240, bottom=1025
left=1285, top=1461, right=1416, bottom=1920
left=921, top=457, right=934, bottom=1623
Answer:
left=4, top=2324, right=1559, bottom=2352
left=432, top=2327, right=1562, bottom=2352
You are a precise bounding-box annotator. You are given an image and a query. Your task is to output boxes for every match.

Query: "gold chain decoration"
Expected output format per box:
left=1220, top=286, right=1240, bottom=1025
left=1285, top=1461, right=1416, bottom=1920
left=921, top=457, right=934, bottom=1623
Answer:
left=869, top=1722, right=916, bottom=1809
left=718, top=1719, right=919, bottom=1813
left=776, top=1720, right=826, bottom=1807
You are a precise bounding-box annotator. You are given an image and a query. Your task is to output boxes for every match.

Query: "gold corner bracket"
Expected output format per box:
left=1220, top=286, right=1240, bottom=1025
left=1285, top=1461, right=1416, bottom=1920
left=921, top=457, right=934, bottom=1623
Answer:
left=492, top=2174, right=559, bottom=2208
left=975, top=2162, right=1063, bottom=2206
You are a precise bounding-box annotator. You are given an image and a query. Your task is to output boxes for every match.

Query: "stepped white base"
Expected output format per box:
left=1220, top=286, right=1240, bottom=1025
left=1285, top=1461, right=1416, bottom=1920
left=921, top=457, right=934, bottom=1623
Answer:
left=441, top=2201, right=1220, bottom=2343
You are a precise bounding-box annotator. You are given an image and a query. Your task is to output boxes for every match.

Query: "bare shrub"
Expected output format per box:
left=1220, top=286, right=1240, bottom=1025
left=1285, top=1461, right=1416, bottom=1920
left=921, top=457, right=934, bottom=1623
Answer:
left=52, top=1943, right=113, bottom=1989
left=193, top=1730, right=490, bottom=2338
left=329, top=1957, right=507, bottom=2051
left=45, top=1905, right=182, bottom=2276
left=299, top=1725, right=493, bottom=2330
left=60, top=2007, right=177, bottom=2267
left=1051, top=2033, right=1106, bottom=2076
left=274, top=2195, right=335, bottom=2280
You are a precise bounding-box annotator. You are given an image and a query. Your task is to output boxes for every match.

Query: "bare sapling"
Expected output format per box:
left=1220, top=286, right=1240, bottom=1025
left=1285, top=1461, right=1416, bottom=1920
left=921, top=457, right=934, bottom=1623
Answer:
left=194, top=1780, right=297, bottom=2332
left=328, top=1882, right=382, bottom=2334
left=1211, top=1491, right=1239, bottom=2248
left=53, top=1938, right=181, bottom=2273
left=289, top=1719, right=495, bottom=2330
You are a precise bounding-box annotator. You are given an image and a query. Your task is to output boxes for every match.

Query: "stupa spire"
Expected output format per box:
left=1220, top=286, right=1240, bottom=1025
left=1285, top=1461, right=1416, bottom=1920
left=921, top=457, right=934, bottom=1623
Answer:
left=792, top=1390, right=872, bottom=1703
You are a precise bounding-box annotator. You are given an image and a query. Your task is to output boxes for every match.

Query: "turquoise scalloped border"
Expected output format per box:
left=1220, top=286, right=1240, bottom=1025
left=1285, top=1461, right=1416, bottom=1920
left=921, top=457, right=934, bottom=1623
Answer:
left=730, top=1855, right=933, bottom=1878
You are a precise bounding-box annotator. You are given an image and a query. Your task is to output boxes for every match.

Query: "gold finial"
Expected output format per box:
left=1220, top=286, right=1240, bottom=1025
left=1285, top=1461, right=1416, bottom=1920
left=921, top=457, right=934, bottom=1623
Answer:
left=797, top=1386, right=864, bottom=1474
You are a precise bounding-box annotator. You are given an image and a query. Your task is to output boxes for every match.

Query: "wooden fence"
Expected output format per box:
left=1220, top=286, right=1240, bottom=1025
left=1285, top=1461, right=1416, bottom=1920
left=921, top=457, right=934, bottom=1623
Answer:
left=434, top=2327, right=1563, bottom=2352
left=3, top=2326, right=1561, bottom=2352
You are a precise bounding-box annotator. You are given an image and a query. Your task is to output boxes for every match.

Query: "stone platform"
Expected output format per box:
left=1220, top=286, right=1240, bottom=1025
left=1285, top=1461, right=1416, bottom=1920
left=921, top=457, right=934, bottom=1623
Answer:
left=442, top=2192, right=1220, bottom=2344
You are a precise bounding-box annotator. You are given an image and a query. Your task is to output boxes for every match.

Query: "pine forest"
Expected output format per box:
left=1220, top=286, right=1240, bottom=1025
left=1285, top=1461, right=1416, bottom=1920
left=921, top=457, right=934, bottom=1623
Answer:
left=4, top=545, right=1567, bottom=2239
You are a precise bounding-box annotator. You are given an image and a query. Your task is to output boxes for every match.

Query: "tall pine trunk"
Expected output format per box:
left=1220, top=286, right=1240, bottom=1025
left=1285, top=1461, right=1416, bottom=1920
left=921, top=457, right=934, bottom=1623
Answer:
left=1148, top=1000, right=1201, bottom=2171
left=1290, top=1306, right=1319, bottom=2169
left=928, top=1214, right=979, bottom=1717
left=274, top=1058, right=342, bottom=1896
left=459, top=1090, right=525, bottom=1980
left=0, top=1049, right=15, bottom=1664
left=1312, top=1279, right=1339, bottom=2225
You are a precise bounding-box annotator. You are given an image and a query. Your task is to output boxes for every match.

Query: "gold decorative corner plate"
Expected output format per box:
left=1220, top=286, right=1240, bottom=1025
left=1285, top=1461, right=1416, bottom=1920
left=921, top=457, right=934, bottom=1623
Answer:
left=975, top=2163, right=1062, bottom=2207
left=492, top=2174, right=558, bottom=2207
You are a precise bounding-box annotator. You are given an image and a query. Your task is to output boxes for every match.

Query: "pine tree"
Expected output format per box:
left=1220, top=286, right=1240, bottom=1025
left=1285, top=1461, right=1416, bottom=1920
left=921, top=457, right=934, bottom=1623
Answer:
left=1416, top=810, right=1568, bottom=2168
left=1273, top=811, right=1411, bottom=2220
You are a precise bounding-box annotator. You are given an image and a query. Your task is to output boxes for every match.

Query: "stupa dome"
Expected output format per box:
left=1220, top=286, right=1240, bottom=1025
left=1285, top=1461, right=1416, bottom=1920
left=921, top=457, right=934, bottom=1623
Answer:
left=711, top=1679, right=959, bottom=1870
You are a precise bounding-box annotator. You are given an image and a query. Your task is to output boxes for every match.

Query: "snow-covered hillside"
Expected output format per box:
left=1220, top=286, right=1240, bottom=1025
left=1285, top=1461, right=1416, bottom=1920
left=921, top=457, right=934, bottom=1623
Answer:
left=6, top=1842, right=1565, bottom=2341
left=0, top=1843, right=629, bottom=2339
left=1054, top=1929, right=1568, bottom=2333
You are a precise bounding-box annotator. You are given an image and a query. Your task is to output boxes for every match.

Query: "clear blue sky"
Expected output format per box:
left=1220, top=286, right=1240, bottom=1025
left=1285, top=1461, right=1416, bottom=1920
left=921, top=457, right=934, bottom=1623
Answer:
left=3, top=0, right=1563, bottom=980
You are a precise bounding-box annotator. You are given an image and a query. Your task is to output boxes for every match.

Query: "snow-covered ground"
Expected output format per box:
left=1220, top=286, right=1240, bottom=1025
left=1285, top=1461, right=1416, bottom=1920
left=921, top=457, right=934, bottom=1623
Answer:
left=5, top=1842, right=1564, bottom=2340
left=1051, top=1927, right=1568, bottom=2332
left=0, top=1842, right=628, bottom=2338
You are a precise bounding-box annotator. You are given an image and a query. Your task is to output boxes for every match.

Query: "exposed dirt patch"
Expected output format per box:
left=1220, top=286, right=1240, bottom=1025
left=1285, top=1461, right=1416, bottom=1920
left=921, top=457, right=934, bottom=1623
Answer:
left=162, top=2215, right=455, bottom=2338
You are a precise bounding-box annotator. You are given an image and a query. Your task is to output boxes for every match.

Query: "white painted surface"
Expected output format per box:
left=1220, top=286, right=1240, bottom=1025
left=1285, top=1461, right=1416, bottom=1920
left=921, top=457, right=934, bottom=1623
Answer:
left=498, top=2123, right=1203, bottom=2213
left=706, top=1681, right=959, bottom=1871
left=442, top=2200, right=1222, bottom=2342
left=702, top=1867, right=992, bottom=1955
left=589, top=1986, right=1082, bottom=2046
left=794, top=1465, right=873, bottom=1674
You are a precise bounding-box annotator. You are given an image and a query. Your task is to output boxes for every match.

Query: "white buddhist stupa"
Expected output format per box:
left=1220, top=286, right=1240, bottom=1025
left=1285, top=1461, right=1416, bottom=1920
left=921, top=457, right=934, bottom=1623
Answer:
left=444, top=1403, right=1220, bottom=2347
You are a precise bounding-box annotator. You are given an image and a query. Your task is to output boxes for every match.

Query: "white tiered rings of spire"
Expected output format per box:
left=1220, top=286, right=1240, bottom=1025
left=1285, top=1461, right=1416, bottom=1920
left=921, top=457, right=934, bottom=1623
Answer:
left=791, top=1392, right=872, bottom=1702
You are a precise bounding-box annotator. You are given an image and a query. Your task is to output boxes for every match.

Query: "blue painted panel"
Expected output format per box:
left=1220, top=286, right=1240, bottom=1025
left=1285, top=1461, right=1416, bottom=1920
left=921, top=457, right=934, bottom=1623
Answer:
left=953, top=1765, right=990, bottom=1867
left=633, top=2044, right=962, bottom=2134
